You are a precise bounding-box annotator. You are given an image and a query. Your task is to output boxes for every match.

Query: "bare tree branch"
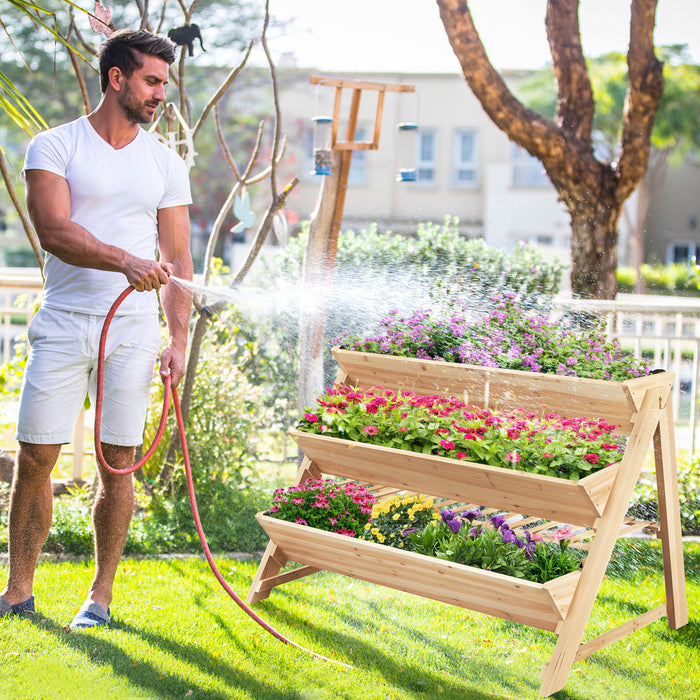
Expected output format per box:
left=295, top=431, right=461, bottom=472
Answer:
left=616, top=0, right=664, bottom=202
left=214, top=103, right=241, bottom=179
left=192, top=39, right=254, bottom=141
left=64, top=18, right=91, bottom=115
left=545, top=0, right=594, bottom=142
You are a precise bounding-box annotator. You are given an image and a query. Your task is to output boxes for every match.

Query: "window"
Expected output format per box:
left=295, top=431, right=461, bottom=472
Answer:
left=668, top=242, right=700, bottom=263
left=416, top=130, right=436, bottom=184
left=453, top=130, right=477, bottom=187
left=511, top=144, right=550, bottom=188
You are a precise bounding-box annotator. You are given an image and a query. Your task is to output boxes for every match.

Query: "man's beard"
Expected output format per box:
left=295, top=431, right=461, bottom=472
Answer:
left=119, top=81, right=158, bottom=124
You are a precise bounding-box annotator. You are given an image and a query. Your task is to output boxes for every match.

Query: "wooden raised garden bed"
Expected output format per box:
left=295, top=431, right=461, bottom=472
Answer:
left=248, top=349, right=688, bottom=697
left=256, top=513, right=580, bottom=632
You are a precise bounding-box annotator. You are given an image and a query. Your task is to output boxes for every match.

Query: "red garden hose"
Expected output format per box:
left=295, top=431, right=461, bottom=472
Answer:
left=95, top=285, right=350, bottom=667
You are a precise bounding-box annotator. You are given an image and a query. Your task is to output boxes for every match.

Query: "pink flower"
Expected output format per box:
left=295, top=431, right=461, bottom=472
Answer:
left=364, top=426, right=379, bottom=435
left=543, top=452, right=553, bottom=459
left=292, top=497, right=305, bottom=505
left=399, top=426, right=409, bottom=432
left=439, top=440, right=456, bottom=450
left=552, top=526, right=575, bottom=540
left=504, top=451, right=521, bottom=462
left=304, top=413, right=319, bottom=422
left=583, top=453, right=599, bottom=463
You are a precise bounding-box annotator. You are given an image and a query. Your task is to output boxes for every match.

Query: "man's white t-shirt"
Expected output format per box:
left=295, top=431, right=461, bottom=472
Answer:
left=22, top=116, right=192, bottom=316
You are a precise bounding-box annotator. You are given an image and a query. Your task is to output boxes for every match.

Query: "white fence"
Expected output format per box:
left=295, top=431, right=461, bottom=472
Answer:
left=557, top=295, right=700, bottom=453
left=2, top=269, right=700, bottom=482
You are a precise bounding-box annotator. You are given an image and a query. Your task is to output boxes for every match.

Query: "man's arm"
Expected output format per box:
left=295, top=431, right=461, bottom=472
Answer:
left=157, top=204, right=193, bottom=387
left=25, top=169, right=170, bottom=291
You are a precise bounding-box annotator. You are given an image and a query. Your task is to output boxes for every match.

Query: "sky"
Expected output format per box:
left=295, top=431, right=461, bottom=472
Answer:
left=267, top=0, right=700, bottom=73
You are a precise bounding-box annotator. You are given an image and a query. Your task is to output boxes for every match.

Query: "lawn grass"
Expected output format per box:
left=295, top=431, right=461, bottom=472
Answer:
left=0, top=540, right=697, bottom=700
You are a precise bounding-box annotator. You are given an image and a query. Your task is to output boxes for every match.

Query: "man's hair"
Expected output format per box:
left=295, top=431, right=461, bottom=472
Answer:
left=97, top=29, right=176, bottom=93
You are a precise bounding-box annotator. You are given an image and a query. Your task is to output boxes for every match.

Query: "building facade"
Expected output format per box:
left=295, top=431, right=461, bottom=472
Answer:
left=272, top=68, right=698, bottom=277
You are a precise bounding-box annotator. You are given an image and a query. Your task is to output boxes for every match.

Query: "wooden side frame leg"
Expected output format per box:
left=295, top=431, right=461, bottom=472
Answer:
left=538, top=388, right=666, bottom=697
left=245, top=457, right=323, bottom=604
left=653, top=401, right=688, bottom=628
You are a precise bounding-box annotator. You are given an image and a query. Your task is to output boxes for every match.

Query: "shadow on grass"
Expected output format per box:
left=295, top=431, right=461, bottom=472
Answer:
left=254, top=590, right=541, bottom=699
left=25, top=612, right=299, bottom=700
left=594, top=591, right=699, bottom=652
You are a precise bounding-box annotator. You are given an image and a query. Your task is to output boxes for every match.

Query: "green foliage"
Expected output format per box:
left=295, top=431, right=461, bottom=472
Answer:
left=40, top=485, right=94, bottom=556
left=409, top=517, right=530, bottom=579
left=617, top=262, right=700, bottom=295
left=516, top=45, right=700, bottom=161
left=616, top=266, right=637, bottom=293
left=527, top=539, right=583, bottom=584
left=629, top=454, right=700, bottom=536
left=142, top=316, right=275, bottom=490
left=275, top=217, right=564, bottom=300
left=405, top=511, right=582, bottom=583
left=134, top=477, right=271, bottom=554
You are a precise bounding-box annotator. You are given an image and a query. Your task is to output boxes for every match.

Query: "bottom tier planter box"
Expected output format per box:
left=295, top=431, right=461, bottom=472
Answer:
left=256, top=513, right=579, bottom=633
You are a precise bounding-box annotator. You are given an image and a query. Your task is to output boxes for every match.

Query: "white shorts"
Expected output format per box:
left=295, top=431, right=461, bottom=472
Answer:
left=16, top=306, right=161, bottom=446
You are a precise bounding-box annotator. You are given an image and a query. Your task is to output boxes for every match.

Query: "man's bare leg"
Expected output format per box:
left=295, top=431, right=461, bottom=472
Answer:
left=1, top=442, right=60, bottom=605
left=84, top=443, right=136, bottom=612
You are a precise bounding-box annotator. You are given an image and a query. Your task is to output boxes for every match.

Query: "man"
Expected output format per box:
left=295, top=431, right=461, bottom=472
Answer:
left=0, top=29, right=193, bottom=629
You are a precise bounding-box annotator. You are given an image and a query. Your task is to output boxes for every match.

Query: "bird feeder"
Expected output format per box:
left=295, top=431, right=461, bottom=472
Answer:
left=311, top=116, right=333, bottom=175
left=397, top=122, right=418, bottom=182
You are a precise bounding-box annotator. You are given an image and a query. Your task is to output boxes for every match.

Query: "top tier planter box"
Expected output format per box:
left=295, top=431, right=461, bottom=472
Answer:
left=249, top=346, right=687, bottom=698
left=331, top=347, right=674, bottom=436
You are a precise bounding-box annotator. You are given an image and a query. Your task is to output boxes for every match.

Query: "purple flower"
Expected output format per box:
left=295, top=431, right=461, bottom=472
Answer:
left=440, top=509, right=457, bottom=521
left=490, top=515, right=507, bottom=529
left=446, top=517, right=462, bottom=534
left=462, top=509, right=481, bottom=522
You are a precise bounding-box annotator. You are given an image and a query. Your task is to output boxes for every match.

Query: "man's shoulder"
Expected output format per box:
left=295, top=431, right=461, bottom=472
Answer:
left=30, top=117, right=86, bottom=148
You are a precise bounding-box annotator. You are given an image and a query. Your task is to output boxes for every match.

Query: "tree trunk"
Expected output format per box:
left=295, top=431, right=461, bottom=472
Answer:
left=570, top=212, right=619, bottom=300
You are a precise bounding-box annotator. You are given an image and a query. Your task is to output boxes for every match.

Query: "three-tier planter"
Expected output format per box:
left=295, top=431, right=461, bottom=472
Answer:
left=248, top=348, right=688, bottom=697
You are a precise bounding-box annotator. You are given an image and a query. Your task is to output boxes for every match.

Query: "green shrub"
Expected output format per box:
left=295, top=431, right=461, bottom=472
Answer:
left=617, top=263, right=700, bottom=295
left=274, top=217, right=564, bottom=301
left=628, top=454, right=700, bottom=535
left=616, top=266, right=636, bottom=293
left=42, top=486, right=94, bottom=556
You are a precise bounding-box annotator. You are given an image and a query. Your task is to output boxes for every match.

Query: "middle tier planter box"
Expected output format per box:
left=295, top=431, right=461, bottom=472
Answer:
left=256, top=512, right=580, bottom=633
left=290, top=429, right=619, bottom=528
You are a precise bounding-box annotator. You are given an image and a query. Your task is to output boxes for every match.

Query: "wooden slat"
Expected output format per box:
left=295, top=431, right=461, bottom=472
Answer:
left=573, top=605, right=667, bottom=662
left=256, top=565, right=322, bottom=592
left=292, top=430, right=616, bottom=528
